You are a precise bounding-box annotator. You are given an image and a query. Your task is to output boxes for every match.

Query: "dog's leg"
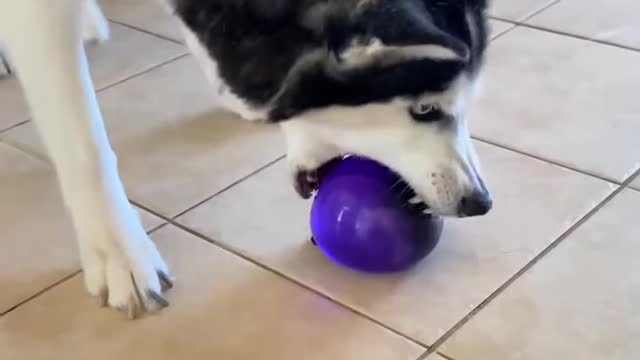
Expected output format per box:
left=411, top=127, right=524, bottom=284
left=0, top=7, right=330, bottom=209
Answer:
left=82, top=0, right=110, bottom=44
left=0, top=0, right=172, bottom=318
left=0, top=0, right=108, bottom=79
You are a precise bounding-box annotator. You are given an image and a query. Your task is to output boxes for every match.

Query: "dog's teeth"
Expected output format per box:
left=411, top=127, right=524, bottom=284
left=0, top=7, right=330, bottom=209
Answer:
left=408, top=196, right=422, bottom=204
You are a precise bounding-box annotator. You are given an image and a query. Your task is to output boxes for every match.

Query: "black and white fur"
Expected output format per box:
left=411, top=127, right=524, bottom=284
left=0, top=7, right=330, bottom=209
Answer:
left=0, top=0, right=491, bottom=318
left=173, top=0, right=492, bottom=214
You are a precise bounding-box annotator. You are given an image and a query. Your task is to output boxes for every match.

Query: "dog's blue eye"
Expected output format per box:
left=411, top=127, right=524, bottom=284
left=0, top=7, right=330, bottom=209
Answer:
left=409, top=103, right=443, bottom=123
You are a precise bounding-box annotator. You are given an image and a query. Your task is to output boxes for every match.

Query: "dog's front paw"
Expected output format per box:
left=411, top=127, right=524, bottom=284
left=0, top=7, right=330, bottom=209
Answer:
left=80, top=228, right=173, bottom=319
left=282, top=122, right=341, bottom=199
left=293, top=168, right=319, bottom=199
left=290, top=156, right=345, bottom=199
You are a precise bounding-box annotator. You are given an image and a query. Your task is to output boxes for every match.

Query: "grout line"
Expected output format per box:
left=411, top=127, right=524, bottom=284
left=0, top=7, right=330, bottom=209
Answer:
left=623, top=172, right=640, bottom=191
left=106, top=19, right=183, bottom=45
left=0, top=54, right=11, bottom=76
left=488, top=16, right=522, bottom=25
left=483, top=0, right=559, bottom=43
left=0, top=137, right=49, bottom=164
left=0, top=119, right=30, bottom=135
left=490, top=23, right=517, bottom=42
left=0, top=52, right=189, bottom=135
left=490, top=0, right=561, bottom=24
left=132, top=199, right=432, bottom=350
left=493, top=19, right=640, bottom=53
left=0, top=271, right=81, bottom=316
left=522, top=0, right=562, bottom=22
left=472, top=136, right=623, bottom=185
left=169, top=155, right=287, bottom=219
left=96, top=52, right=189, bottom=93
left=145, top=220, right=170, bottom=234
left=417, top=167, right=640, bottom=360
left=0, top=138, right=50, bottom=165
left=435, top=351, right=456, bottom=360
left=0, top=221, right=169, bottom=317
left=490, top=11, right=640, bottom=53
left=488, top=16, right=519, bottom=42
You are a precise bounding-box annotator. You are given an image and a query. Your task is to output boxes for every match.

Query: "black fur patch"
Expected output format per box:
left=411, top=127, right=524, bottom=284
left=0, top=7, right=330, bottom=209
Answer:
left=174, top=0, right=319, bottom=104
left=173, top=0, right=489, bottom=121
left=268, top=58, right=465, bottom=120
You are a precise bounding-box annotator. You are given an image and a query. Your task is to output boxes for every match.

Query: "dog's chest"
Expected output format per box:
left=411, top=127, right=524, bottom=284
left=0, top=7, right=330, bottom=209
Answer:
left=181, top=26, right=268, bottom=122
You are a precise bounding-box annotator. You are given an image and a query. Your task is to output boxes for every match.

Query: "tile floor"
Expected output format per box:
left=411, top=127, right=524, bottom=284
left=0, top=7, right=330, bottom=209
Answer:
left=1, top=1, right=638, bottom=359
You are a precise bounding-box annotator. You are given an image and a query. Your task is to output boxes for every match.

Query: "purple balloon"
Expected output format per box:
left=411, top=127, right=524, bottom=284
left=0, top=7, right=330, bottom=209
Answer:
left=310, top=156, right=443, bottom=273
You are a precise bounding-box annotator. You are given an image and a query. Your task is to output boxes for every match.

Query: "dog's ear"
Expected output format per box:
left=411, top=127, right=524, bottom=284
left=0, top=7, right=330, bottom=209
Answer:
left=268, top=0, right=474, bottom=121
left=329, top=30, right=469, bottom=69
left=317, top=1, right=470, bottom=69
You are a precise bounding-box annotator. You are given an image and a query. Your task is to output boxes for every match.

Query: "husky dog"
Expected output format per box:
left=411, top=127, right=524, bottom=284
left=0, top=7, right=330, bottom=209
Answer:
left=0, top=0, right=491, bottom=317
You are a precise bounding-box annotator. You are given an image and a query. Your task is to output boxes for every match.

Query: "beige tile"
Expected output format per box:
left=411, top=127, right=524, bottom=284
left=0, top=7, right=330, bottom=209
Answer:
left=441, top=190, right=640, bottom=360
left=0, top=143, right=76, bottom=313
left=471, top=26, right=640, bottom=182
left=0, top=22, right=185, bottom=132
left=490, top=0, right=558, bottom=22
left=85, top=22, right=185, bottom=88
left=0, top=225, right=424, bottom=360
left=0, top=75, right=29, bottom=132
left=0, top=121, right=39, bottom=155
left=527, top=0, right=640, bottom=49
left=0, top=142, right=162, bottom=313
left=99, top=0, right=183, bottom=42
left=137, top=208, right=165, bottom=231
left=490, top=19, right=515, bottom=39
left=3, top=56, right=285, bottom=217
left=426, top=355, right=447, bottom=360
left=177, top=141, right=614, bottom=345
left=0, top=57, right=8, bottom=77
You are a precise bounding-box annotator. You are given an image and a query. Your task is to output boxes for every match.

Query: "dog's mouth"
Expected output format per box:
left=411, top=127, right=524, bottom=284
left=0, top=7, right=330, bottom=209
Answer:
left=312, top=156, right=432, bottom=216
left=389, top=178, right=433, bottom=216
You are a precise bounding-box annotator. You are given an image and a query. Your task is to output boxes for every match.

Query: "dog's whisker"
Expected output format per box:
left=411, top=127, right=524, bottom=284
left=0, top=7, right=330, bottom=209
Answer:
left=389, top=179, right=404, bottom=192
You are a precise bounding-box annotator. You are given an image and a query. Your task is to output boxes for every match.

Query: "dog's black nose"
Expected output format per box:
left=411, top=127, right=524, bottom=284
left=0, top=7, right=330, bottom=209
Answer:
left=458, top=191, right=493, bottom=217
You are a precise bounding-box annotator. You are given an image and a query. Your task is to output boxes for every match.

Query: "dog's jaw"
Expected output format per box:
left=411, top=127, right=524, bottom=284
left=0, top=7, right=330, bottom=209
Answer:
left=280, top=87, right=487, bottom=217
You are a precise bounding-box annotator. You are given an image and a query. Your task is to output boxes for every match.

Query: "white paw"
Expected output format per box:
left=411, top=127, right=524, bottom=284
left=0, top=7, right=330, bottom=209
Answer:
left=80, top=227, right=173, bottom=319
left=287, top=148, right=341, bottom=199
left=281, top=122, right=341, bottom=199
left=290, top=164, right=320, bottom=199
